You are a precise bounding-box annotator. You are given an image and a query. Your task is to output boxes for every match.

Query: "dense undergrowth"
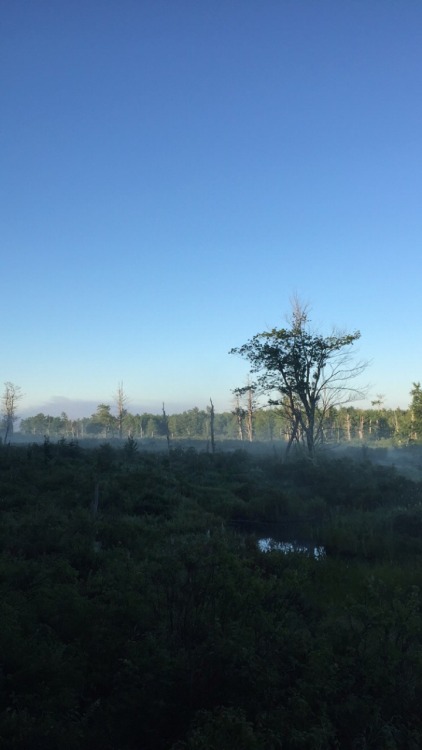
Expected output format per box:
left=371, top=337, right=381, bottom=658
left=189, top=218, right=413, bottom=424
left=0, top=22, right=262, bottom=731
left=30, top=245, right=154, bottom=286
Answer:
left=1, top=440, right=422, bottom=749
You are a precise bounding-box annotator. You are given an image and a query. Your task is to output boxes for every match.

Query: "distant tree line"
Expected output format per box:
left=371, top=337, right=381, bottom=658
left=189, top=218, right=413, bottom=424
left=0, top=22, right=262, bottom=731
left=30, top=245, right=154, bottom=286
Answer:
left=18, top=391, right=422, bottom=446
left=18, top=405, right=283, bottom=442
left=5, top=292, right=422, bottom=451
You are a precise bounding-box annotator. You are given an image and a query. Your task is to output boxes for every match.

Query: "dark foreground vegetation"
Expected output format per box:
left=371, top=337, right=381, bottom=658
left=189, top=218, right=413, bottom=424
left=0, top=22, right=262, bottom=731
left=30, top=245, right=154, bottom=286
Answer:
left=1, top=440, right=422, bottom=749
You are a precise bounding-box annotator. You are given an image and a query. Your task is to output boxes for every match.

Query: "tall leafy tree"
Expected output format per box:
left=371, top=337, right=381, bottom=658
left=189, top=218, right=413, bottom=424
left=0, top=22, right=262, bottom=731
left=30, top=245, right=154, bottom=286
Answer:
left=88, top=404, right=116, bottom=438
left=230, top=300, right=366, bottom=457
left=20, top=412, right=49, bottom=436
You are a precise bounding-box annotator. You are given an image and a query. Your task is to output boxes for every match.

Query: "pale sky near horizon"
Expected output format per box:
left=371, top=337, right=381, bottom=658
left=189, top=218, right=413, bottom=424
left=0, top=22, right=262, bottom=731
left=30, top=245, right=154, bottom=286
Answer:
left=2, top=0, right=422, bottom=418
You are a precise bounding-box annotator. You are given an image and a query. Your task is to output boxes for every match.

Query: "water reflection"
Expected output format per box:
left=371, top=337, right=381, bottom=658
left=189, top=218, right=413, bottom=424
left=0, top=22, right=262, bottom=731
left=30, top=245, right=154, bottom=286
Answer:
left=258, top=537, right=325, bottom=558
left=230, top=520, right=325, bottom=559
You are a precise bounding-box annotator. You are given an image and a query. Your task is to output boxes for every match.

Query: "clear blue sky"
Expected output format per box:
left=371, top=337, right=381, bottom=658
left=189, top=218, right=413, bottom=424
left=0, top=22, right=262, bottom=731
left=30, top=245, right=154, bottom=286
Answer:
left=2, top=0, right=421, bottom=418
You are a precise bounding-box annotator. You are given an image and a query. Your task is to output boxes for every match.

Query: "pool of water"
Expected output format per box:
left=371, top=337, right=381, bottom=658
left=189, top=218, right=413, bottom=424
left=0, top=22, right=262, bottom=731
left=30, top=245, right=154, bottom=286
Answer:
left=230, top=520, right=325, bottom=558
left=257, top=537, right=325, bottom=557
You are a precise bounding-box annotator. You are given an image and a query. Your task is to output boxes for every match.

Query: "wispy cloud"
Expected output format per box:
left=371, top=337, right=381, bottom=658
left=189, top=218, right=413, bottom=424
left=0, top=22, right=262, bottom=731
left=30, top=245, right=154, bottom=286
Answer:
left=19, top=396, right=209, bottom=420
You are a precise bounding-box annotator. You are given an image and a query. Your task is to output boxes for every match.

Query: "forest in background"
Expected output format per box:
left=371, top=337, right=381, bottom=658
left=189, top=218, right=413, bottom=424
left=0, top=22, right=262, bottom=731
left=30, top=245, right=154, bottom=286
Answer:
left=7, top=303, right=422, bottom=452
left=17, top=391, right=422, bottom=447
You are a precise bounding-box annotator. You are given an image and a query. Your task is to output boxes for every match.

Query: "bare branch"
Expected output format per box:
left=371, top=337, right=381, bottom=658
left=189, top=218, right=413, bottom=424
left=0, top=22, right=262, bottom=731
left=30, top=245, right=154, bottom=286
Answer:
left=2, top=382, right=23, bottom=443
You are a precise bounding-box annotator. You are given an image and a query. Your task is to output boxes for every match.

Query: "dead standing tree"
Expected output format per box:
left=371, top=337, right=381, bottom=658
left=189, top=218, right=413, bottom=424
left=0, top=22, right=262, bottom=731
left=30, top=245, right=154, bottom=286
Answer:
left=209, top=398, right=216, bottom=454
left=115, top=382, right=128, bottom=439
left=162, top=403, right=171, bottom=454
left=232, top=383, right=257, bottom=442
left=2, top=382, right=22, bottom=443
left=232, top=390, right=246, bottom=441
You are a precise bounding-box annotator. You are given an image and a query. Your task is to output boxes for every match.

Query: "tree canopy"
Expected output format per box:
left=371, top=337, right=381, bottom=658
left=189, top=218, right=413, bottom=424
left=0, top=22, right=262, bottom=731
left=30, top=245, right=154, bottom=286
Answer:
left=231, top=301, right=367, bottom=456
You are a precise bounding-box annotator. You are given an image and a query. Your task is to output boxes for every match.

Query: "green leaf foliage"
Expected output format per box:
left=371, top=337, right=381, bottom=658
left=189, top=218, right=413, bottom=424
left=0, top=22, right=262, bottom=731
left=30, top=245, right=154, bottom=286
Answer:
left=0, top=442, right=422, bottom=748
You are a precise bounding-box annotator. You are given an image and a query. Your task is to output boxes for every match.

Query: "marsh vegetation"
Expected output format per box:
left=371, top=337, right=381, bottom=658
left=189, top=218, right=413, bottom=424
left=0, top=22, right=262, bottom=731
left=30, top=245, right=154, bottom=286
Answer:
left=1, top=439, right=422, bottom=748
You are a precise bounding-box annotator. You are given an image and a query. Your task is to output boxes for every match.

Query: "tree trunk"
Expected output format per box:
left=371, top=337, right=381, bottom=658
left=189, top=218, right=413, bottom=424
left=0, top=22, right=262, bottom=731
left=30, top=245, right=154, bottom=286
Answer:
left=209, top=398, right=215, bottom=454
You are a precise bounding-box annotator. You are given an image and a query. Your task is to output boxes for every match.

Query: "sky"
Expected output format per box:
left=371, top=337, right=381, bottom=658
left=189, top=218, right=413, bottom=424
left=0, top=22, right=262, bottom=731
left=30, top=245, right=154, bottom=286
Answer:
left=2, top=0, right=422, bottom=419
